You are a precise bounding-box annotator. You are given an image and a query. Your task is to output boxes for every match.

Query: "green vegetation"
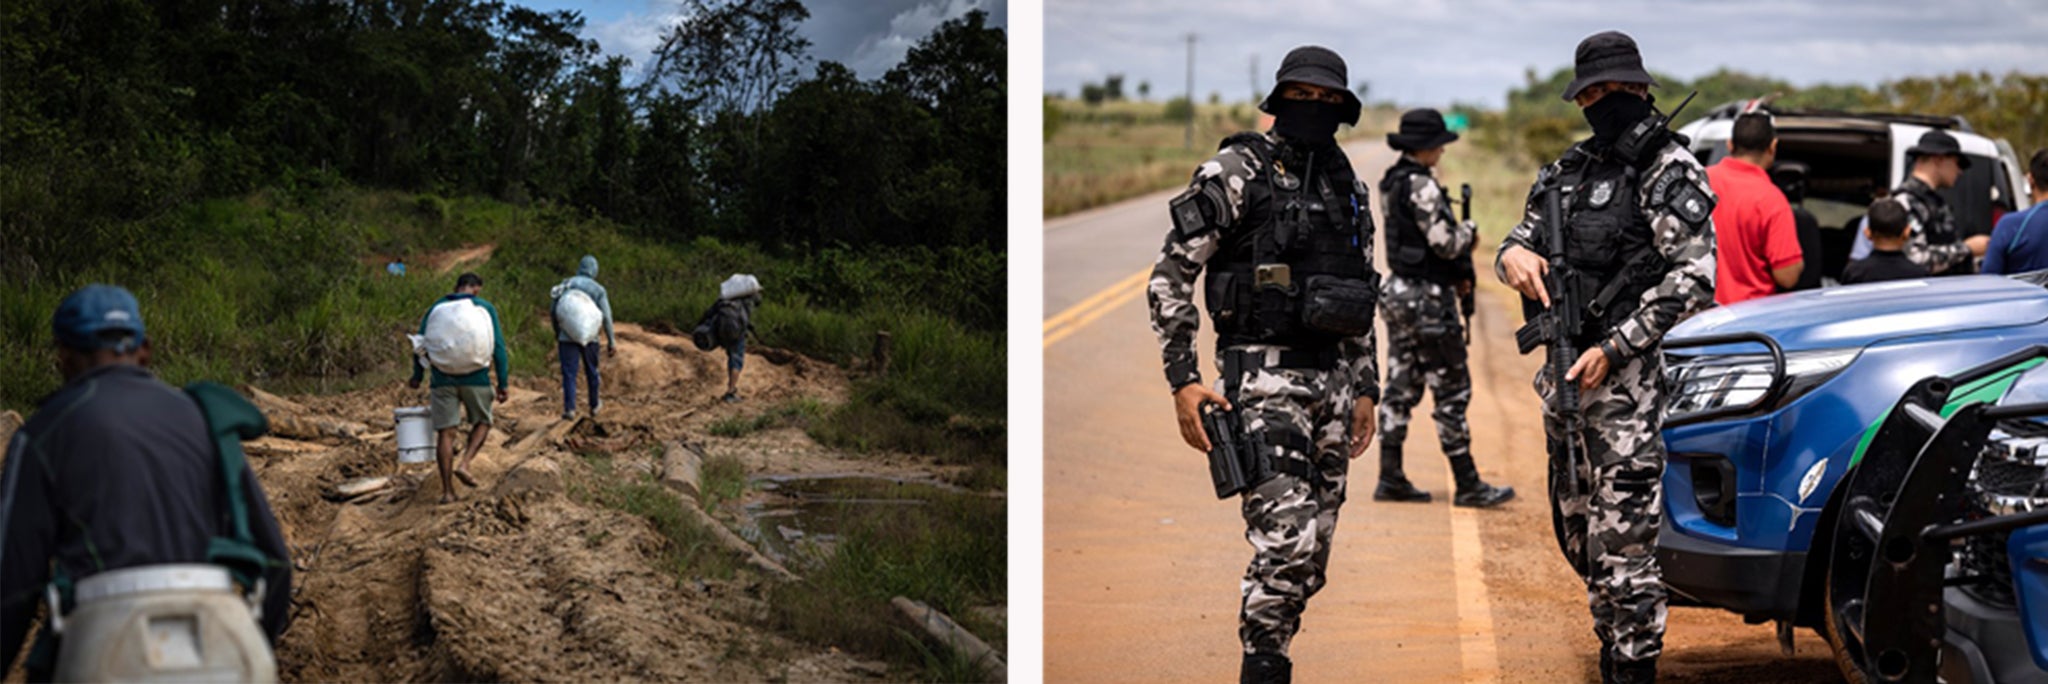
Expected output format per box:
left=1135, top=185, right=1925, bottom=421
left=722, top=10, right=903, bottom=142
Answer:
left=699, top=452, right=750, bottom=512
left=0, top=187, right=1006, bottom=466
left=768, top=490, right=1006, bottom=682
left=569, top=450, right=742, bottom=581
left=708, top=399, right=826, bottom=437
left=1463, top=67, right=2047, bottom=170
left=1042, top=97, right=1395, bottom=217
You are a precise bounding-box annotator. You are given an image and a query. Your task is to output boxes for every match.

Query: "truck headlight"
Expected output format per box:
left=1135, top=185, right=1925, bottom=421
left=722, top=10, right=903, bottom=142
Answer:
left=1665, top=348, right=1858, bottom=420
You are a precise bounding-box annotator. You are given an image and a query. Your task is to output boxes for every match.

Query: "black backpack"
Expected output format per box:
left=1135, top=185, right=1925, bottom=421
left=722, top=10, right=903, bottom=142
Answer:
left=692, top=300, right=748, bottom=350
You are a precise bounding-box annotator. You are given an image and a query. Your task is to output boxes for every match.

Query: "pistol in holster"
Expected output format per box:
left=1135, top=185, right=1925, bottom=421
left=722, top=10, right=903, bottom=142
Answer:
left=1202, top=402, right=1270, bottom=499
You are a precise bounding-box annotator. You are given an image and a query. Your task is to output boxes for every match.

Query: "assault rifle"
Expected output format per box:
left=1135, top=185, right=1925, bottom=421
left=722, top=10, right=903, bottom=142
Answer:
left=1513, top=179, right=1584, bottom=495
left=1456, top=183, right=1476, bottom=344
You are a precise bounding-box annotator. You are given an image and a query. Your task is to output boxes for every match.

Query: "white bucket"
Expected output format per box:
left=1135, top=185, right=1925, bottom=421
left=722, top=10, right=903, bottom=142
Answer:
left=394, top=406, right=435, bottom=464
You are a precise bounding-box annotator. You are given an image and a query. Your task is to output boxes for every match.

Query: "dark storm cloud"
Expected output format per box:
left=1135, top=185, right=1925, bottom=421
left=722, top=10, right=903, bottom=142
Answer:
left=571, top=0, right=1007, bottom=81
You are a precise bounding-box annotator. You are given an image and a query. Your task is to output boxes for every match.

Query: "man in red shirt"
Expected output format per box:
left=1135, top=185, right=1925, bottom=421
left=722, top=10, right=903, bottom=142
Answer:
left=1707, top=113, right=1803, bottom=305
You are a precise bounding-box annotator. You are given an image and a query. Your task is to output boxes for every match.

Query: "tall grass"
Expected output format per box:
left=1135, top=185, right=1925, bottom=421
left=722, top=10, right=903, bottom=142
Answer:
left=1436, top=140, right=1543, bottom=247
left=1042, top=98, right=1397, bottom=217
left=768, top=490, right=1006, bottom=681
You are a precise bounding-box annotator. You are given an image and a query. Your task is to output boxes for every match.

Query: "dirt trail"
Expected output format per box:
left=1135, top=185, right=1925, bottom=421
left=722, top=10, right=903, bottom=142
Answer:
left=358, top=242, right=497, bottom=274
left=248, top=322, right=935, bottom=681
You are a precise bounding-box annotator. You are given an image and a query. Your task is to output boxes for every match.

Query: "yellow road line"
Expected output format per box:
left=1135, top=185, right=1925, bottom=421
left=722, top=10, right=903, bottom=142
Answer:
left=1043, top=267, right=1150, bottom=332
left=1043, top=267, right=1151, bottom=348
left=1450, top=504, right=1501, bottom=683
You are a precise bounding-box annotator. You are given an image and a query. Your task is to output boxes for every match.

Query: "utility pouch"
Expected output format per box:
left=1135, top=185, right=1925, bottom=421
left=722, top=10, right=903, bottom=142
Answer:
left=1300, top=275, right=1380, bottom=336
left=1202, top=402, right=1268, bottom=499
left=1396, top=244, right=1427, bottom=267
left=1204, top=272, right=1244, bottom=328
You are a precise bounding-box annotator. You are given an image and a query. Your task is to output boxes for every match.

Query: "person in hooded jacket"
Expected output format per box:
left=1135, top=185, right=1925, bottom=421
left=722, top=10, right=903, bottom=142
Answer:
left=552, top=255, right=615, bottom=420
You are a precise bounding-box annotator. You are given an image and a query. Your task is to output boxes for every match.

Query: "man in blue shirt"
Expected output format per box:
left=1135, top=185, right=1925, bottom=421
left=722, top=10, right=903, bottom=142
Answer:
left=2, top=285, right=292, bottom=679
left=1985, top=149, right=2048, bottom=275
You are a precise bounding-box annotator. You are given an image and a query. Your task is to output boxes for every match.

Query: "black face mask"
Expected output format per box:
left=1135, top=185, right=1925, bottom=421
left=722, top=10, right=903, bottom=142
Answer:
left=1583, top=91, right=1653, bottom=147
left=1270, top=98, right=1345, bottom=147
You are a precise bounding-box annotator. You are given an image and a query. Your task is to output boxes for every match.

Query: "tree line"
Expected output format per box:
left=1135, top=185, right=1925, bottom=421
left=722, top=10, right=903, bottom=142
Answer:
left=1462, top=66, right=2046, bottom=166
left=0, top=0, right=1007, bottom=283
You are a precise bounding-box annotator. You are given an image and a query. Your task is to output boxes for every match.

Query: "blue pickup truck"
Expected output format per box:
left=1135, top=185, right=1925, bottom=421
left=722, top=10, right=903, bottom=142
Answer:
left=1650, top=273, right=2048, bottom=682
left=1820, top=346, right=2048, bottom=683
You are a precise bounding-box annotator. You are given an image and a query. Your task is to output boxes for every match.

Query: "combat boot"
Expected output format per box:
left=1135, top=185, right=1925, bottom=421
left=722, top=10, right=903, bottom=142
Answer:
left=1609, top=656, right=1656, bottom=684
left=1450, top=455, right=1516, bottom=508
left=1240, top=653, right=1292, bottom=684
left=1373, top=444, right=1432, bottom=502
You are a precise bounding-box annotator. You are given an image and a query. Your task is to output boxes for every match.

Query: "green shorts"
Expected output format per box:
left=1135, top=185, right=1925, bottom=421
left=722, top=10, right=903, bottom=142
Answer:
left=430, top=385, right=494, bottom=430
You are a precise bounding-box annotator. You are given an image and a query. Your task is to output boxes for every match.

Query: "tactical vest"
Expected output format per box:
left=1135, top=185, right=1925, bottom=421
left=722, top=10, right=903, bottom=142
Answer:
left=1203, top=133, right=1379, bottom=358
left=1897, top=178, right=1974, bottom=275
left=1380, top=158, right=1464, bottom=286
left=1521, top=146, right=1668, bottom=349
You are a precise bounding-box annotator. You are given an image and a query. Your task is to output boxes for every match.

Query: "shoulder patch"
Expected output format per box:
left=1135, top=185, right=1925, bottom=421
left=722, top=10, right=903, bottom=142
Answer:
left=1169, top=179, right=1229, bottom=238
left=1668, top=181, right=1714, bottom=225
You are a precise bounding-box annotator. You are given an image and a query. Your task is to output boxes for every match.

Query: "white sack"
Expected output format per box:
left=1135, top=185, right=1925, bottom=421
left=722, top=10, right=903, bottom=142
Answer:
left=555, top=289, right=602, bottom=344
left=416, top=298, right=494, bottom=375
left=719, top=274, right=761, bottom=301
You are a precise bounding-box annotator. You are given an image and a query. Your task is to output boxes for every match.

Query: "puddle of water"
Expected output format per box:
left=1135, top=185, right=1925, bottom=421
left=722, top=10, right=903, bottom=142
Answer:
left=737, top=474, right=956, bottom=568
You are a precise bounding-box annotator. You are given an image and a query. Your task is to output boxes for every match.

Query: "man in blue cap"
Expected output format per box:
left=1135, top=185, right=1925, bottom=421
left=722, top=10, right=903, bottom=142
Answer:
left=1, top=284, right=292, bottom=680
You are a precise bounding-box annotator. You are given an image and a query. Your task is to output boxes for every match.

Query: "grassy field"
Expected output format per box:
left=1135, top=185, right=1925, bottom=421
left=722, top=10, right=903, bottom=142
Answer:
left=1436, top=134, right=1543, bottom=247
left=1043, top=98, right=1397, bottom=217
left=0, top=185, right=1006, bottom=471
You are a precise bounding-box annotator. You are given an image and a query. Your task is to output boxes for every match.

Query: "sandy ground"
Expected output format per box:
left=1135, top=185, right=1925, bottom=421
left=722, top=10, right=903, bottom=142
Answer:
left=1043, top=142, right=1843, bottom=682
left=257, top=321, right=932, bottom=681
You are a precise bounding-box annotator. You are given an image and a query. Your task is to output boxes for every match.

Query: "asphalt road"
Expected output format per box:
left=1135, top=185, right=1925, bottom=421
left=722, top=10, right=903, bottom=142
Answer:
left=1041, top=139, right=1844, bottom=682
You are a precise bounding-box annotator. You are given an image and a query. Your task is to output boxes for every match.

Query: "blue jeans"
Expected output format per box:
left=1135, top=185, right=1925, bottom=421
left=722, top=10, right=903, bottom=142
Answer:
left=725, top=338, right=746, bottom=372
left=559, top=341, right=601, bottom=413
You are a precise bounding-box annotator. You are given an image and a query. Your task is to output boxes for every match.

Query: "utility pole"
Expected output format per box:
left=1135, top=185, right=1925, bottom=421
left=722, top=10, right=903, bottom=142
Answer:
left=1185, top=33, right=1197, bottom=150
left=1249, top=54, right=1260, bottom=105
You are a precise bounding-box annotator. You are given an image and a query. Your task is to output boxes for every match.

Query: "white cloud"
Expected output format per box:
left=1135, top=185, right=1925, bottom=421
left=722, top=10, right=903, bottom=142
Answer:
left=1046, top=0, right=2048, bottom=108
left=579, top=1, right=688, bottom=78
left=847, top=0, right=989, bottom=77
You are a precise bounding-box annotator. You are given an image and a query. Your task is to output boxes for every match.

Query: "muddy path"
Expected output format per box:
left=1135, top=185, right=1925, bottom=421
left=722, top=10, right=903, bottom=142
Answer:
left=248, top=322, right=943, bottom=681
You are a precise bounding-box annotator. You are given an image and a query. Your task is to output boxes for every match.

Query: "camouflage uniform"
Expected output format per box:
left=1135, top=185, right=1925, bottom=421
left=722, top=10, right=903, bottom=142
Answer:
left=1498, top=140, right=1717, bottom=665
left=1148, top=131, right=1380, bottom=658
left=1892, top=175, right=1971, bottom=274
left=1377, top=158, right=1477, bottom=479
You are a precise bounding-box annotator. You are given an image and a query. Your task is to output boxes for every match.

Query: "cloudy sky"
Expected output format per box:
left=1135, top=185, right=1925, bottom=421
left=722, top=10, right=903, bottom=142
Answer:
left=1046, top=0, right=2048, bottom=108
left=513, top=0, right=1007, bottom=81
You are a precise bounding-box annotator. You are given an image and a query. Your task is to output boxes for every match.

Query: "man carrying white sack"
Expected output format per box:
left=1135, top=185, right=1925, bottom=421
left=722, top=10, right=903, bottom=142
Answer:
left=551, top=254, right=616, bottom=421
left=408, top=272, right=508, bottom=504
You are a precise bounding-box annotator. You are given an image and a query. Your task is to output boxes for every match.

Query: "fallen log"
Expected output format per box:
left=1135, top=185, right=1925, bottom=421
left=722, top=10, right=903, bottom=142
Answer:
left=245, top=436, right=330, bottom=457
left=649, top=442, right=797, bottom=582
left=268, top=414, right=368, bottom=442
left=508, top=415, right=580, bottom=455
left=242, top=385, right=308, bottom=415
left=892, top=596, right=1006, bottom=682
left=686, top=505, right=799, bottom=582
left=660, top=441, right=704, bottom=502
left=325, top=476, right=395, bottom=501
